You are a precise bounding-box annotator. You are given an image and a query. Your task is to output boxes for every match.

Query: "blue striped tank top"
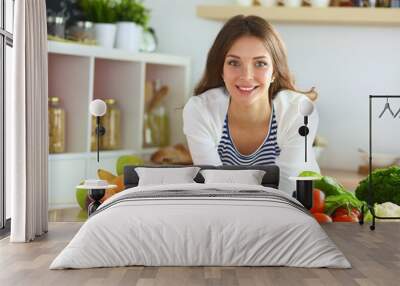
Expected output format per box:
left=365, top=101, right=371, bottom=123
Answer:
left=217, top=107, right=281, bottom=166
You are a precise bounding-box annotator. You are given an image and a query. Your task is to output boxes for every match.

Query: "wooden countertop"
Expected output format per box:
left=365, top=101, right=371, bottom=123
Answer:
left=321, top=168, right=366, bottom=192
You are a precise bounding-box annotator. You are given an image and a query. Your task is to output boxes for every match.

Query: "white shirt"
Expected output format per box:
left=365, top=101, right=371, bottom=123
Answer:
left=182, top=87, right=320, bottom=195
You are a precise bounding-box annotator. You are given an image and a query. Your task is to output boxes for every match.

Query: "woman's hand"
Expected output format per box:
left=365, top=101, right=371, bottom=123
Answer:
left=304, top=87, right=318, bottom=102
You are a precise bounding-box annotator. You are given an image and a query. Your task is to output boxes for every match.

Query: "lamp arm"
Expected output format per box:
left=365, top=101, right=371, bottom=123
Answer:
left=95, top=116, right=106, bottom=163
left=97, top=117, right=100, bottom=162
left=298, top=116, right=310, bottom=163
left=305, top=116, right=308, bottom=163
left=305, top=131, right=307, bottom=163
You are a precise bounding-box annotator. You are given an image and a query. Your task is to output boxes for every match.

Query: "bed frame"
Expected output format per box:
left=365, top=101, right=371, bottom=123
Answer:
left=124, top=165, right=280, bottom=189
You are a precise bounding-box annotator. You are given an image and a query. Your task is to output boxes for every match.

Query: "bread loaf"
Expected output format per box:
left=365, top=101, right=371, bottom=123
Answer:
left=150, top=143, right=193, bottom=165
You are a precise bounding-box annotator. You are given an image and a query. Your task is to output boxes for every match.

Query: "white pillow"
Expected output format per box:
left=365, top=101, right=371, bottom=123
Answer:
left=135, top=167, right=201, bottom=186
left=200, top=169, right=266, bottom=185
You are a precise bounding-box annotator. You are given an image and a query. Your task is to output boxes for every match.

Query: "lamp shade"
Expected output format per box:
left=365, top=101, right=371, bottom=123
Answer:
left=298, top=98, right=314, bottom=117
left=90, top=99, right=107, bottom=117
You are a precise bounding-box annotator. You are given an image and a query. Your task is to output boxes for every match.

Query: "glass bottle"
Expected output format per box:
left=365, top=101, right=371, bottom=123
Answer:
left=101, top=99, right=121, bottom=150
left=143, top=105, right=170, bottom=148
left=142, top=81, right=170, bottom=148
left=153, top=104, right=170, bottom=147
left=48, top=96, right=66, bottom=153
left=143, top=112, right=156, bottom=148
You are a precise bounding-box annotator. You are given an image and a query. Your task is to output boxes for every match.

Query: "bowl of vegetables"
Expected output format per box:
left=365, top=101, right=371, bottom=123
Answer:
left=299, top=171, right=365, bottom=224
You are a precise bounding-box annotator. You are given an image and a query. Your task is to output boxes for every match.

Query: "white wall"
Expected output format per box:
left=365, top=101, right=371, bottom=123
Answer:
left=145, top=0, right=400, bottom=170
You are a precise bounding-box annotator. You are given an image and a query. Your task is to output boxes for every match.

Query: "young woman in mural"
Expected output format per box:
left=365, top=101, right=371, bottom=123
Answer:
left=183, top=15, right=320, bottom=195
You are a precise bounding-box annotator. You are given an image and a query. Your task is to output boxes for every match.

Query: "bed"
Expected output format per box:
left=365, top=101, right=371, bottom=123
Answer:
left=50, top=165, right=351, bottom=269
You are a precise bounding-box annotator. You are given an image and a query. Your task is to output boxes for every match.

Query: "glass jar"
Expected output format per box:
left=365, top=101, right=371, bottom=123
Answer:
left=47, top=16, right=66, bottom=38
left=376, top=0, right=391, bottom=6
left=67, top=21, right=96, bottom=45
left=102, top=99, right=121, bottom=150
left=48, top=96, right=66, bottom=153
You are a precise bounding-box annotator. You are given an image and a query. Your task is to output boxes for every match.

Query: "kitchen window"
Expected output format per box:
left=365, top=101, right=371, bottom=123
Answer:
left=0, top=0, right=14, bottom=235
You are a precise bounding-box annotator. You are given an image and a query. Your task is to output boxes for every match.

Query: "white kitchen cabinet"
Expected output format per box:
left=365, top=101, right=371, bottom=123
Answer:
left=48, top=157, right=87, bottom=208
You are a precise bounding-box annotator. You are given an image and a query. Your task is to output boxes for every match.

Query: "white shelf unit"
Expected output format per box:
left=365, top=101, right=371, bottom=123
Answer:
left=93, top=58, right=144, bottom=151
left=197, top=6, right=400, bottom=26
left=47, top=41, right=191, bottom=208
left=48, top=53, right=92, bottom=153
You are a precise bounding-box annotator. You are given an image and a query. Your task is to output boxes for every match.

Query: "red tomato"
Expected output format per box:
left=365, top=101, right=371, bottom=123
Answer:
left=332, top=214, right=359, bottom=222
left=313, top=213, right=332, bottom=224
left=310, top=189, right=325, bottom=213
left=332, top=207, right=360, bottom=222
left=334, top=207, right=360, bottom=217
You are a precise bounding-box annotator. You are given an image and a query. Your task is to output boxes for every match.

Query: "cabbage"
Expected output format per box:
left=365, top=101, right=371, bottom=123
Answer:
left=355, top=166, right=400, bottom=205
left=375, top=202, right=400, bottom=218
left=364, top=202, right=400, bottom=222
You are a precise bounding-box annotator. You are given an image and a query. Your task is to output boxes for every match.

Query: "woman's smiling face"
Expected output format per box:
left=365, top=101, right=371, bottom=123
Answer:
left=222, top=36, right=274, bottom=106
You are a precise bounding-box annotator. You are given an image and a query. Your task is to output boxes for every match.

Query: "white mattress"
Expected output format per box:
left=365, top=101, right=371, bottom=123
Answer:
left=50, top=183, right=351, bottom=269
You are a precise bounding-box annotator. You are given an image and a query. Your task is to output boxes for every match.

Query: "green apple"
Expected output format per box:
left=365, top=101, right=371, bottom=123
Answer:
left=116, top=155, right=144, bottom=175
left=76, top=181, right=88, bottom=210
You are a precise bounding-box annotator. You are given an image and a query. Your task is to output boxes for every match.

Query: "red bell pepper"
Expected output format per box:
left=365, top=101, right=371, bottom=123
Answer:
left=310, top=189, right=325, bottom=214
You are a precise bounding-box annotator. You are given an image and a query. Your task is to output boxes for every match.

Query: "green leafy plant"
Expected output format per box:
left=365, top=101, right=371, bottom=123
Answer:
left=355, top=166, right=400, bottom=205
left=80, top=0, right=117, bottom=23
left=323, top=193, right=363, bottom=216
left=299, top=170, right=368, bottom=222
left=115, top=0, right=150, bottom=28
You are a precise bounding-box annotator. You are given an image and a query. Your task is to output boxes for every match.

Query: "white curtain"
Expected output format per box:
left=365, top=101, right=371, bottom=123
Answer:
left=8, top=0, right=48, bottom=242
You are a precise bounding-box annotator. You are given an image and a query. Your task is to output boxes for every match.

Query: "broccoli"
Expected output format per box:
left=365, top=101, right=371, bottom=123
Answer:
left=355, top=166, right=400, bottom=205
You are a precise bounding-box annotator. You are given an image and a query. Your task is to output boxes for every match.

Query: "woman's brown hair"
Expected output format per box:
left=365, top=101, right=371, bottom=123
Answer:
left=194, top=15, right=316, bottom=101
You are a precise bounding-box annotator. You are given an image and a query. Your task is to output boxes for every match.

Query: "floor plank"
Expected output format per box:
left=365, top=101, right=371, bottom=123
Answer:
left=0, top=222, right=399, bottom=286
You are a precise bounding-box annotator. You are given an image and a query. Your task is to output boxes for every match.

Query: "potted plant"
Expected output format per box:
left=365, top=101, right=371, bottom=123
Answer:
left=80, top=0, right=117, bottom=48
left=114, top=0, right=150, bottom=52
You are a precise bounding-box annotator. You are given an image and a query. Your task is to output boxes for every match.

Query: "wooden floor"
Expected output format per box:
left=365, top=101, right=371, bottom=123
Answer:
left=48, top=207, right=88, bottom=222
left=0, top=222, right=399, bottom=286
